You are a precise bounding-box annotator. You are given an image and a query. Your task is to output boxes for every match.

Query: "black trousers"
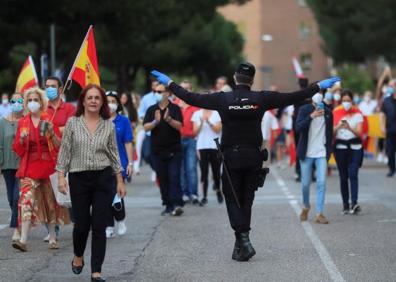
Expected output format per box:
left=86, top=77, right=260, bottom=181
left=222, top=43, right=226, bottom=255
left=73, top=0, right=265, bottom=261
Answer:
left=69, top=167, right=113, bottom=273
left=222, top=148, right=261, bottom=233
left=199, top=149, right=221, bottom=199
left=386, top=133, right=396, bottom=173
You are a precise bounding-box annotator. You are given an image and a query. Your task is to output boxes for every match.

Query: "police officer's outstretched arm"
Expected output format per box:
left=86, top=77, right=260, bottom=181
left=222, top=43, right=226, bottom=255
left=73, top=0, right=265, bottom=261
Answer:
left=151, top=70, right=220, bottom=110
left=263, top=77, right=341, bottom=109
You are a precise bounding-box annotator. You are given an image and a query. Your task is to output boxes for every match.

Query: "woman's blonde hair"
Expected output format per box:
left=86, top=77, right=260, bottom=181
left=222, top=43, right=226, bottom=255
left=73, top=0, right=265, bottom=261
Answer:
left=23, top=87, right=47, bottom=113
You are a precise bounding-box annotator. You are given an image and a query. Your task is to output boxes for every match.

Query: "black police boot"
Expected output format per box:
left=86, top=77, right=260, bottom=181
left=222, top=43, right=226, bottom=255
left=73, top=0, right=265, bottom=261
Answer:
left=235, top=232, right=256, bottom=262
left=231, top=233, right=241, bottom=260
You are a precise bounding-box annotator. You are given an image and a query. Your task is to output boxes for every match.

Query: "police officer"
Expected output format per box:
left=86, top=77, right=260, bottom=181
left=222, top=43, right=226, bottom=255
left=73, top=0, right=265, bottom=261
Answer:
left=150, top=63, right=340, bottom=262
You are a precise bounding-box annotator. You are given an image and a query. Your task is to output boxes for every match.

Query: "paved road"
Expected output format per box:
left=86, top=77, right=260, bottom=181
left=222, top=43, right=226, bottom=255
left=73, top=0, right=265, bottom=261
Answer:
left=0, top=161, right=395, bottom=282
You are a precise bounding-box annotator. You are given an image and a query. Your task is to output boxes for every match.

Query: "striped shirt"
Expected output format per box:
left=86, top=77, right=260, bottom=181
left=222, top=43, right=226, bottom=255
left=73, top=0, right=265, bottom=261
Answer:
left=56, top=116, right=121, bottom=173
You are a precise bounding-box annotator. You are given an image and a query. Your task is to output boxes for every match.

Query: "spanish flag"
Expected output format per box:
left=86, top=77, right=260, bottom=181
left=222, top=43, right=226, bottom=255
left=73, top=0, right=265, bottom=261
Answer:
left=67, top=25, right=100, bottom=88
left=15, top=55, right=39, bottom=93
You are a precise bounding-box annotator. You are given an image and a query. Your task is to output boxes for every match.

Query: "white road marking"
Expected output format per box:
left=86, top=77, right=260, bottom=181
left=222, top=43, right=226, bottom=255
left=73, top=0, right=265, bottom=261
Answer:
left=377, top=219, right=396, bottom=223
left=272, top=169, right=346, bottom=282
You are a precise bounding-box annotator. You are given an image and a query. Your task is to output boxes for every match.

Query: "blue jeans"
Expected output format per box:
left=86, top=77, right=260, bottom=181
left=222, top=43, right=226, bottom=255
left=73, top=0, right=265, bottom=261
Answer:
left=2, top=169, right=19, bottom=228
left=335, top=148, right=362, bottom=208
left=152, top=151, right=184, bottom=208
left=300, top=157, right=327, bottom=214
left=142, top=135, right=154, bottom=169
left=180, top=138, right=198, bottom=199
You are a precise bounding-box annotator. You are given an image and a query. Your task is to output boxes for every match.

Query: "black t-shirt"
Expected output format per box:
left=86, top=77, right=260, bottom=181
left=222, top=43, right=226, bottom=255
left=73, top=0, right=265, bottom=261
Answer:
left=143, top=102, right=183, bottom=155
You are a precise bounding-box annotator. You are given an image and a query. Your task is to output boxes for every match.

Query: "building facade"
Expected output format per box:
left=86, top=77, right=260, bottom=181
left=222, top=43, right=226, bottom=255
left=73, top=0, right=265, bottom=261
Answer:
left=218, top=0, right=329, bottom=91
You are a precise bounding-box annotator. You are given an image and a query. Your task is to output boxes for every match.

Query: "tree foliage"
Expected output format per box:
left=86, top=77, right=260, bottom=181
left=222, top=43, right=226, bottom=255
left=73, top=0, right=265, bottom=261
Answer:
left=0, top=0, right=246, bottom=93
left=306, top=0, right=396, bottom=64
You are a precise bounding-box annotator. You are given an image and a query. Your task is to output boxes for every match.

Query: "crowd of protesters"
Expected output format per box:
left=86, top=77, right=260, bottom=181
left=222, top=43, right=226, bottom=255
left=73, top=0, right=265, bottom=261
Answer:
left=0, top=70, right=395, bottom=280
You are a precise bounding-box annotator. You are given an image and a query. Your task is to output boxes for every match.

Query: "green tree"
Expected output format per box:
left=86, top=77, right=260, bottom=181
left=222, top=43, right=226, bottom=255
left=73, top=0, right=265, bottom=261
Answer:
left=306, top=0, right=396, bottom=64
left=0, top=0, right=247, bottom=94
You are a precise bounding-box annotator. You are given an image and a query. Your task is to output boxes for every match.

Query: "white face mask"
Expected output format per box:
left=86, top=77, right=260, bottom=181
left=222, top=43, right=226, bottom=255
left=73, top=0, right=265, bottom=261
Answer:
left=108, top=103, right=118, bottom=113
left=312, top=93, right=323, bottom=104
left=2, top=98, right=9, bottom=105
left=342, top=101, right=352, bottom=111
left=364, top=96, right=370, bottom=102
left=27, top=101, right=40, bottom=113
left=334, top=93, right=341, bottom=101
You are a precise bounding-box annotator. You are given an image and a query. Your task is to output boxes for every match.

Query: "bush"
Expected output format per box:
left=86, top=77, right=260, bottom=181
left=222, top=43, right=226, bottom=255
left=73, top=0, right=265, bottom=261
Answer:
left=337, top=64, right=374, bottom=95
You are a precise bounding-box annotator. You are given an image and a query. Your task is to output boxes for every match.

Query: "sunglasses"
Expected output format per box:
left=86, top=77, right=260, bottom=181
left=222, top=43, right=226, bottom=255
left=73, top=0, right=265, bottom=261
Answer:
left=11, top=98, right=23, bottom=104
left=105, top=91, right=118, bottom=96
left=154, top=90, right=167, bottom=94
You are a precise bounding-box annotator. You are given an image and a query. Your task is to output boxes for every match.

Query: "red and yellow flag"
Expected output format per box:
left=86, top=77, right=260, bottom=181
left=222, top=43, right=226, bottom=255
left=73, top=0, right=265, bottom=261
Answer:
left=67, top=25, right=100, bottom=88
left=15, top=55, right=39, bottom=93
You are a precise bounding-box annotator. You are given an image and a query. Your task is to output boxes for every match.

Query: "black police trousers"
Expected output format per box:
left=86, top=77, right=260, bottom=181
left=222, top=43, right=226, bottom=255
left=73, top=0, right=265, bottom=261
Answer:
left=222, top=148, right=262, bottom=233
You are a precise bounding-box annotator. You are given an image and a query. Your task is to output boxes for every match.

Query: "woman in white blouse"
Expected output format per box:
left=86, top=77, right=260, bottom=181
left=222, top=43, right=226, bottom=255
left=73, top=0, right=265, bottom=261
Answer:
left=191, top=107, right=223, bottom=205
left=333, top=89, right=364, bottom=215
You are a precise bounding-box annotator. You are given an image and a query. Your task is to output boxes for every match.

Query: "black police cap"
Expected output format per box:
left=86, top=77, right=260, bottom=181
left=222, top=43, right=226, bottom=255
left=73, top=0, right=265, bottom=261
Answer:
left=235, top=62, right=256, bottom=77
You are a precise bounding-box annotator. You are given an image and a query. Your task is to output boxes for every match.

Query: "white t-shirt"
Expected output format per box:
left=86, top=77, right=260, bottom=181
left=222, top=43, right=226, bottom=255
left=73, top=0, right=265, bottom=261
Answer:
left=306, top=116, right=326, bottom=158
left=191, top=110, right=221, bottom=150
left=261, top=111, right=279, bottom=141
left=359, top=100, right=377, bottom=116
left=336, top=112, right=363, bottom=150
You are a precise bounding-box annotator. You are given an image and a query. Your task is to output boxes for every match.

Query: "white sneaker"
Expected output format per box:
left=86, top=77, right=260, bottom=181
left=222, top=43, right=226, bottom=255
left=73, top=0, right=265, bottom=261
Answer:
left=383, top=156, right=388, bottom=164
left=377, top=153, right=384, bottom=163
left=43, top=233, right=50, bottom=242
left=117, top=221, right=127, bottom=236
left=106, top=227, right=115, bottom=239
left=150, top=171, right=156, bottom=182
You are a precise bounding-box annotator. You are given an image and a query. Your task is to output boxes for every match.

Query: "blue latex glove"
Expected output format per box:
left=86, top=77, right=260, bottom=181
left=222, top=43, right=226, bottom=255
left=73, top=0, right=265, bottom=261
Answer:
left=318, top=76, right=341, bottom=90
left=150, top=70, right=171, bottom=85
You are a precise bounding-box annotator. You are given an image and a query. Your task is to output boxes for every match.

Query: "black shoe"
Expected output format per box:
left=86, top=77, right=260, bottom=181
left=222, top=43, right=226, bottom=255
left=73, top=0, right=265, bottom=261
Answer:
left=91, top=276, right=106, bottom=282
left=235, top=232, right=256, bottom=262
left=171, top=207, right=184, bottom=216
left=350, top=204, right=361, bottom=215
left=199, top=198, right=208, bottom=206
left=232, top=233, right=241, bottom=260
left=386, top=171, right=395, bottom=177
left=71, top=259, right=84, bottom=275
left=192, top=199, right=200, bottom=205
left=216, top=191, right=224, bottom=204
left=160, top=206, right=173, bottom=216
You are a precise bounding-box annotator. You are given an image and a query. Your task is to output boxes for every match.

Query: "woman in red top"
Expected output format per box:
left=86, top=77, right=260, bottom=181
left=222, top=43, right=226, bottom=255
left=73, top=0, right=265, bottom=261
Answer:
left=12, top=87, right=70, bottom=252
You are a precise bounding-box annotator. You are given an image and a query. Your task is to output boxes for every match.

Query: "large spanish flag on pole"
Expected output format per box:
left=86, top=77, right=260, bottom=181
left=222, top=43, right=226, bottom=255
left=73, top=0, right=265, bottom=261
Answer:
left=15, top=55, right=39, bottom=93
left=67, top=25, right=100, bottom=88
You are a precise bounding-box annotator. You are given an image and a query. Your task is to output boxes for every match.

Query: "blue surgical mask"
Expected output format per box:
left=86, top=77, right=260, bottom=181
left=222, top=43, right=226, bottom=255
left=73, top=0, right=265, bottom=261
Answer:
left=46, top=87, right=58, bottom=101
left=154, top=93, right=162, bottom=103
left=324, top=91, right=333, bottom=101
left=386, top=86, right=394, bottom=97
left=353, top=95, right=361, bottom=104
left=11, top=102, right=23, bottom=113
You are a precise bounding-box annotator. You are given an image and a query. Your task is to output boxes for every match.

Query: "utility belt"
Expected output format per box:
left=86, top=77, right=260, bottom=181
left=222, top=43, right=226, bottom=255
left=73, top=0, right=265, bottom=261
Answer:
left=221, top=144, right=269, bottom=187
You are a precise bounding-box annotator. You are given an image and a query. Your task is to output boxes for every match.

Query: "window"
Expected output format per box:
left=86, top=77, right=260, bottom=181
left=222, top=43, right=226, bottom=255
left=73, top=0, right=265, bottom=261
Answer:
left=299, top=22, right=311, bottom=40
left=297, top=0, right=307, bottom=7
left=300, top=53, right=312, bottom=70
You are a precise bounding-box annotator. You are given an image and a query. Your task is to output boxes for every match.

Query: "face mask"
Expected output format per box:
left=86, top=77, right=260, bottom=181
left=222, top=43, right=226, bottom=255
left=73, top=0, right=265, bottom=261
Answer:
left=324, top=92, right=333, bottom=101
left=386, top=86, right=394, bottom=97
left=342, top=101, right=352, bottom=111
left=334, top=93, right=341, bottom=101
left=312, top=93, right=323, bottom=104
left=364, top=96, right=370, bottom=103
left=2, top=99, right=9, bottom=105
left=353, top=96, right=361, bottom=104
left=108, top=103, right=118, bottom=113
left=46, top=87, right=58, bottom=101
left=11, top=103, right=23, bottom=113
left=154, top=93, right=163, bottom=103
left=27, top=101, right=40, bottom=113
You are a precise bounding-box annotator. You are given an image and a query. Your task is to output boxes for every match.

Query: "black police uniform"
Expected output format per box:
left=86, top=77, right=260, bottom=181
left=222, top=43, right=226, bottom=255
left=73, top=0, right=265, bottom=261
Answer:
left=168, top=65, right=320, bottom=260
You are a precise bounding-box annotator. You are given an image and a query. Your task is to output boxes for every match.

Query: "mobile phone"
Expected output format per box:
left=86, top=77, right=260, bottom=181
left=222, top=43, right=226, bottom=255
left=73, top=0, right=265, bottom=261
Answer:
left=316, top=102, right=324, bottom=110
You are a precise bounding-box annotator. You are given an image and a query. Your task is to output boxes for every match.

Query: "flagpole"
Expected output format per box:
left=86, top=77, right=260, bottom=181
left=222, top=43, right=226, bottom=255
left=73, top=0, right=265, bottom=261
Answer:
left=62, top=25, right=93, bottom=96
